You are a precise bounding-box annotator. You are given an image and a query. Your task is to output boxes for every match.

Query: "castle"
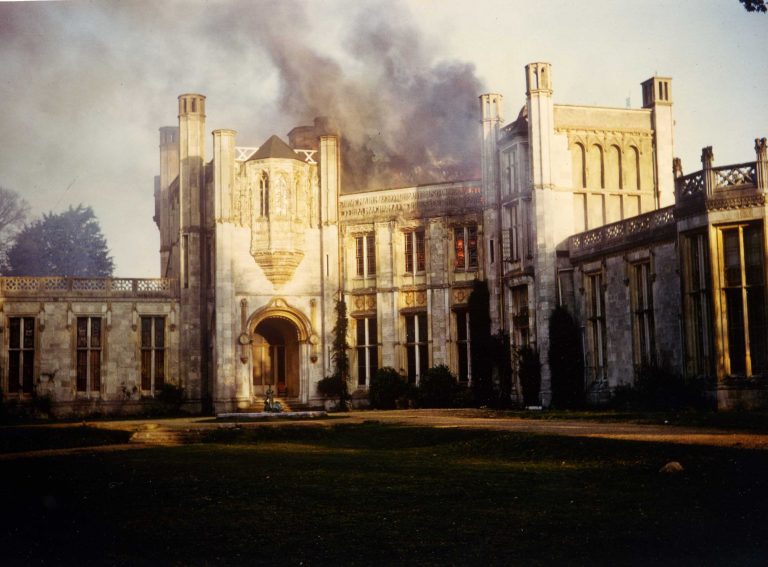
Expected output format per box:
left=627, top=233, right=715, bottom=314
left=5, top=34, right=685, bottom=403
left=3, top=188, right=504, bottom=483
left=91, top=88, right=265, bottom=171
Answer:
left=2, top=62, right=767, bottom=414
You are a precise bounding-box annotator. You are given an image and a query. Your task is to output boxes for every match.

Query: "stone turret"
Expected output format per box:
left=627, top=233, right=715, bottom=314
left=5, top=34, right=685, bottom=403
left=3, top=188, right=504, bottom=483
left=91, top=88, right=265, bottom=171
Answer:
left=641, top=76, right=674, bottom=207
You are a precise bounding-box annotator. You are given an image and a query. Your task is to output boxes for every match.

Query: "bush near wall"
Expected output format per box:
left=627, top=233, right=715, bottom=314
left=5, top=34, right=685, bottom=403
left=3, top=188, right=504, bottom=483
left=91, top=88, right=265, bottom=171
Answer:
left=368, top=367, right=408, bottom=409
left=517, top=346, right=541, bottom=407
left=417, top=365, right=457, bottom=408
left=610, top=365, right=710, bottom=410
left=549, top=306, right=585, bottom=409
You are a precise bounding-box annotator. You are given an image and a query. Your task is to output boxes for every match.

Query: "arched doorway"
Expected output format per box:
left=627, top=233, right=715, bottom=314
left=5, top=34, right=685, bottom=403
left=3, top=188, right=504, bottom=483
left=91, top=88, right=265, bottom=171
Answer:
left=251, top=317, right=300, bottom=398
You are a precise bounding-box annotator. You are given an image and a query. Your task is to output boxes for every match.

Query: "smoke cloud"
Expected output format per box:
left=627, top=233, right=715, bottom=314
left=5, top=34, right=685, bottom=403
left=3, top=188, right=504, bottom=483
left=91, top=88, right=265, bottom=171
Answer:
left=0, top=0, right=485, bottom=275
left=206, top=0, right=485, bottom=190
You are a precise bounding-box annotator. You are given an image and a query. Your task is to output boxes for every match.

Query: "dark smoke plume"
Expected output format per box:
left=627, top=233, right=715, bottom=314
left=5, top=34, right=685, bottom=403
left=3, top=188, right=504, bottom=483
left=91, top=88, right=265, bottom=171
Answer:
left=213, top=1, right=484, bottom=191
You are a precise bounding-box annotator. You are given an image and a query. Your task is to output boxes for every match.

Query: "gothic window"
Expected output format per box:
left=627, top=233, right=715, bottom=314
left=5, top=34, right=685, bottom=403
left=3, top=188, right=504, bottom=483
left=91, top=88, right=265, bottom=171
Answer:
left=404, top=312, right=428, bottom=384
left=8, top=317, right=34, bottom=394
left=587, top=144, right=604, bottom=189
left=259, top=171, right=269, bottom=217
left=630, top=262, right=655, bottom=367
left=585, top=272, right=607, bottom=383
left=607, top=145, right=622, bottom=189
left=720, top=224, right=766, bottom=376
left=76, top=317, right=102, bottom=393
left=508, top=206, right=520, bottom=262
left=355, top=234, right=376, bottom=278
left=356, top=316, right=378, bottom=387
left=455, top=310, right=470, bottom=383
left=454, top=225, right=478, bottom=271
left=405, top=230, right=426, bottom=273
left=682, top=233, right=712, bottom=376
left=573, top=143, right=586, bottom=188
left=140, top=316, right=166, bottom=392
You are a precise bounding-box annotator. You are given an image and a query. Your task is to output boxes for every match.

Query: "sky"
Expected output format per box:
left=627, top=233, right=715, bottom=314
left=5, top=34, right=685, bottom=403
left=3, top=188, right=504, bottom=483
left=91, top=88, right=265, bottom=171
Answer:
left=0, top=0, right=766, bottom=277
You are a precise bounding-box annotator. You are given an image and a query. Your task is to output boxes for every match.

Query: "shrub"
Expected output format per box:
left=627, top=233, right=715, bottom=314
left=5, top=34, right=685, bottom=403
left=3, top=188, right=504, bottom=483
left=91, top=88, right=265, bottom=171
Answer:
left=317, top=373, right=349, bottom=399
left=368, top=367, right=407, bottom=409
left=156, top=383, right=185, bottom=409
left=517, top=346, right=541, bottom=407
left=549, top=306, right=585, bottom=409
left=610, top=364, right=709, bottom=411
left=418, top=365, right=457, bottom=408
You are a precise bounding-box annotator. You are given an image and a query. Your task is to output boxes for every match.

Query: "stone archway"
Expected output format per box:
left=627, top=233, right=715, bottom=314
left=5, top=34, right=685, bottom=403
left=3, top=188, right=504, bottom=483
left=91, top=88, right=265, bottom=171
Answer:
left=246, top=299, right=313, bottom=400
left=251, top=317, right=300, bottom=397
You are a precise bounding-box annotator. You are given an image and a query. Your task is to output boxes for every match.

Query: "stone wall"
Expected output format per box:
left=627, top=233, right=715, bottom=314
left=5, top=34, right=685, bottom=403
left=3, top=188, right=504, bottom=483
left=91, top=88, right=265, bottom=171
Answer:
left=0, top=277, right=180, bottom=416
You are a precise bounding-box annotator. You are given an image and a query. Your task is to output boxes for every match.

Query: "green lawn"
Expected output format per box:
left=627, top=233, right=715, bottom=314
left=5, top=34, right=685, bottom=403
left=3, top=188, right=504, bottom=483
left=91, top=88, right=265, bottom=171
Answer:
left=2, top=423, right=767, bottom=565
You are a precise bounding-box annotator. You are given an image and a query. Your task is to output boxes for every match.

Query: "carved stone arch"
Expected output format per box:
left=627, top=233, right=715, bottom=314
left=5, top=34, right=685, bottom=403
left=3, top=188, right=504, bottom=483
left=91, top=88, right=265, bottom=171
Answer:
left=247, top=298, right=313, bottom=343
left=571, top=141, right=587, bottom=188
left=606, top=144, right=623, bottom=190
left=587, top=143, right=605, bottom=189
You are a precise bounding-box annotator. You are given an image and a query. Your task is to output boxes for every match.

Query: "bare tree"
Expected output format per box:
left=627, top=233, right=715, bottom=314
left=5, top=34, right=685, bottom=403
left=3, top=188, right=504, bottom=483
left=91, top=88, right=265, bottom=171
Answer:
left=0, top=187, right=30, bottom=271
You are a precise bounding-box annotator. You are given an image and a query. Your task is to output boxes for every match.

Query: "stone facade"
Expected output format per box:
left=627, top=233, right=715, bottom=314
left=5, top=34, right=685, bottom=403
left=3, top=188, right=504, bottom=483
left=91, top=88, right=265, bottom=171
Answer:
left=2, top=62, right=767, bottom=414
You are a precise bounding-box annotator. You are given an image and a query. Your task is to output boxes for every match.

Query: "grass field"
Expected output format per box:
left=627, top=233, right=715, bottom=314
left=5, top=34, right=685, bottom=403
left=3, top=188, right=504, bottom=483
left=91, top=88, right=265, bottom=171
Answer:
left=2, top=422, right=767, bottom=566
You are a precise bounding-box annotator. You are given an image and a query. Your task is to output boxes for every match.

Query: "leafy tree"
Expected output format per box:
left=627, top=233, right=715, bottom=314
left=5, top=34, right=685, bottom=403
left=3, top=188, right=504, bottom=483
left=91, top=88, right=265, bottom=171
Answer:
left=0, top=187, right=30, bottom=271
left=5, top=205, right=114, bottom=277
left=549, top=306, right=585, bottom=408
left=317, top=298, right=351, bottom=410
left=739, top=0, right=767, bottom=12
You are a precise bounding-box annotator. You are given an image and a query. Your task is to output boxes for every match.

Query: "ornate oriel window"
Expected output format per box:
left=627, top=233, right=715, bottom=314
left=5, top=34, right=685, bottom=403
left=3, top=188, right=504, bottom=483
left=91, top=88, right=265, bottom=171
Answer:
left=258, top=171, right=269, bottom=217
left=682, top=233, right=712, bottom=376
left=355, top=234, right=376, bottom=278
left=140, top=316, right=166, bottom=392
left=404, top=312, right=428, bottom=384
left=76, top=317, right=102, bottom=393
left=404, top=230, right=426, bottom=273
left=455, top=310, right=470, bottom=383
left=8, top=317, right=35, bottom=394
left=585, top=272, right=607, bottom=383
left=719, top=224, right=766, bottom=376
left=630, top=262, right=655, bottom=367
left=454, top=225, right=478, bottom=271
left=356, top=316, right=378, bottom=387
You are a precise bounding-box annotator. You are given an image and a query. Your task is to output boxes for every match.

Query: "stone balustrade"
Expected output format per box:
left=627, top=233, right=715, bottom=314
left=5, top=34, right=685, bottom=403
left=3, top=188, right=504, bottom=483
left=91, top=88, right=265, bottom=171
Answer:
left=0, top=277, right=176, bottom=298
left=569, top=206, right=676, bottom=260
left=676, top=161, right=758, bottom=201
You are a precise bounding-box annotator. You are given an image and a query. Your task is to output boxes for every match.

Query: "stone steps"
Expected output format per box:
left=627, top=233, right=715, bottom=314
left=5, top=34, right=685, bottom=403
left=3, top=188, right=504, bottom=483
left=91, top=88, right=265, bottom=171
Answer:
left=129, top=427, right=208, bottom=446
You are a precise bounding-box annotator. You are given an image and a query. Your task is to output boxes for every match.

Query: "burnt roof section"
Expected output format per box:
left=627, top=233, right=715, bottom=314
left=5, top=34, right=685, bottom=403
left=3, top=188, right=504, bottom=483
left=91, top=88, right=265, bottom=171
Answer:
left=248, top=135, right=301, bottom=162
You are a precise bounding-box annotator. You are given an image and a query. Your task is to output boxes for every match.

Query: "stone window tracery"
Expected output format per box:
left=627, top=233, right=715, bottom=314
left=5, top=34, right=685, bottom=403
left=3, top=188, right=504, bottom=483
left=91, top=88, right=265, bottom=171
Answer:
left=405, top=230, right=426, bottom=273
left=455, top=310, right=471, bottom=383
left=585, top=272, right=607, bottom=383
left=682, top=233, right=712, bottom=377
left=454, top=225, right=478, bottom=271
left=76, top=317, right=102, bottom=394
left=630, top=262, right=655, bottom=367
left=356, top=316, right=378, bottom=387
left=140, top=316, right=166, bottom=392
left=355, top=234, right=376, bottom=278
left=8, top=317, right=35, bottom=394
left=404, top=312, right=428, bottom=384
left=719, top=224, right=766, bottom=376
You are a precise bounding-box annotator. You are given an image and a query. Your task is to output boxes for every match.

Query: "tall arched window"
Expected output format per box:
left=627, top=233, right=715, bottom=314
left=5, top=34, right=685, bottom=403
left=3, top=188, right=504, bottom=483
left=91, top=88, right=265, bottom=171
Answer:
left=607, top=145, right=622, bottom=189
left=587, top=144, right=604, bottom=189
left=572, top=143, right=586, bottom=188
left=625, top=147, right=640, bottom=190
left=259, top=171, right=269, bottom=217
